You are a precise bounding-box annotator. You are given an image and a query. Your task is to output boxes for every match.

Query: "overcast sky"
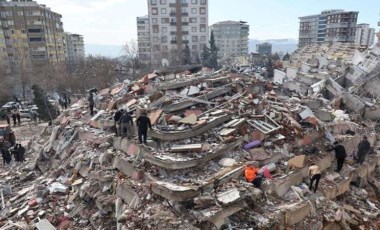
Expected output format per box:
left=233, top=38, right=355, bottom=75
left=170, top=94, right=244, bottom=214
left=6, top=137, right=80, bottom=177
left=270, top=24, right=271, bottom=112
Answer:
left=37, top=0, right=379, bottom=46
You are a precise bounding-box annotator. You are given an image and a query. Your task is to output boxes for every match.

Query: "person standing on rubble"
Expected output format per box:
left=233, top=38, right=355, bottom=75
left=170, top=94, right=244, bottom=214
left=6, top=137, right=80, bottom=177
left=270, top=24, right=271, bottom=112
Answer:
left=136, top=111, right=152, bottom=145
left=114, top=109, right=124, bottom=136
left=1, top=143, right=11, bottom=165
left=119, top=111, right=133, bottom=138
left=327, top=141, right=346, bottom=172
left=357, top=136, right=371, bottom=165
left=308, top=163, right=321, bottom=193
left=245, top=163, right=262, bottom=188
left=88, top=93, right=95, bottom=116
left=11, top=111, right=17, bottom=126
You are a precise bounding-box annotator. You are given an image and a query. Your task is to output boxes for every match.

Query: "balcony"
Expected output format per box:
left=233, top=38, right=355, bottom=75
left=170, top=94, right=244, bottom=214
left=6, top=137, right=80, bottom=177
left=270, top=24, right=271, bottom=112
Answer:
left=182, top=12, right=188, bottom=17
left=170, top=12, right=176, bottom=16
left=171, top=40, right=177, bottom=44
left=182, top=22, right=189, bottom=26
left=169, top=3, right=188, bottom=7
left=170, top=22, right=177, bottom=26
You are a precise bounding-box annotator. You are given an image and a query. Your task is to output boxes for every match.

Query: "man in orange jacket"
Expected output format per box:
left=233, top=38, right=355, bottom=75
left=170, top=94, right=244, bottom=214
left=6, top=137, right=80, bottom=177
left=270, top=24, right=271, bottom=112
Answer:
left=245, top=163, right=262, bottom=188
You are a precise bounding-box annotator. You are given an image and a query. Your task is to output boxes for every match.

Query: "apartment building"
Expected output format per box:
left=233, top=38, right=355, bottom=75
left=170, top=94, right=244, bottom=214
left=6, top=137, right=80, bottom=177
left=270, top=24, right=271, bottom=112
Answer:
left=145, top=0, right=209, bottom=67
left=299, top=10, right=358, bottom=47
left=137, top=16, right=151, bottom=65
left=355, top=23, right=375, bottom=47
left=256, top=42, right=272, bottom=56
left=210, top=21, right=249, bottom=59
left=0, top=0, right=66, bottom=70
left=377, top=15, right=380, bottom=47
left=64, top=33, right=85, bottom=67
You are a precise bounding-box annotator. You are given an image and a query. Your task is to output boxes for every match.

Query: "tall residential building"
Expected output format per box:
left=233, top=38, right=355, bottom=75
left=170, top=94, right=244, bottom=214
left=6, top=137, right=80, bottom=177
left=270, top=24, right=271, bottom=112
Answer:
left=377, top=15, right=380, bottom=47
left=0, top=0, right=66, bottom=70
left=145, top=0, right=209, bottom=67
left=137, top=16, right=151, bottom=65
left=299, top=10, right=358, bottom=47
left=64, top=33, right=85, bottom=67
left=355, top=23, right=375, bottom=47
left=256, top=42, right=272, bottom=56
left=210, top=20, right=249, bottom=59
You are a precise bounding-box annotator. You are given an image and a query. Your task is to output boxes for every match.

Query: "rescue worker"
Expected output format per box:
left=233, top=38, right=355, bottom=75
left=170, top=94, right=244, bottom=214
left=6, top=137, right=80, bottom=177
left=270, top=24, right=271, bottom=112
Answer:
left=16, top=109, right=21, bottom=125
left=308, top=163, right=321, bottom=193
left=1, top=143, right=11, bottom=165
left=244, top=163, right=262, bottom=188
left=357, top=136, right=371, bottom=164
left=136, top=111, right=152, bottom=145
left=11, top=145, right=19, bottom=162
left=88, top=93, right=95, bottom=116
left=8, top=130, right=16, bottom=146
left=12, top=111, right=17, bottom=126
left=114, top=109, right=124, bottom=136
left=327, top=141, right=347, bottom=172
left=119, top=111, right=133, bottom=138
left=15, top=143, right=25, bottom=162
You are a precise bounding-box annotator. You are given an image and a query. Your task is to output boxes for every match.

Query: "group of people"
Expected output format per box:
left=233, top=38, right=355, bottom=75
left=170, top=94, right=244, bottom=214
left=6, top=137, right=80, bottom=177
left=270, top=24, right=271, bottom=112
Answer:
left=243, top=136, right=372, bottom=193
left=1, top=109, right=21, bottom=126
left=114, top=109, right=152, bottom=145
left=58, top=95, right=71, bottom=110
left=309, top=135, right=372, bottom=193
left=1, top=142, right=25, bottom=166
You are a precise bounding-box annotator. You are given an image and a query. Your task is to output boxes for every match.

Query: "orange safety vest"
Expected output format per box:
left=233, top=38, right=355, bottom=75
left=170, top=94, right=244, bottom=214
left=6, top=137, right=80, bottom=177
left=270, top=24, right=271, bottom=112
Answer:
left=245, top=166, right=258, bottom=183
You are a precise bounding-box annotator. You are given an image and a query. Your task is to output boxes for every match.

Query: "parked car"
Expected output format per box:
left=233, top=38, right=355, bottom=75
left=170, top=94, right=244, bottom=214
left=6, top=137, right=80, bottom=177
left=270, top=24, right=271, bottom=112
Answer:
left=19, top=109, right=32, bottom=119
left=2, top=102, right=20, bottom=111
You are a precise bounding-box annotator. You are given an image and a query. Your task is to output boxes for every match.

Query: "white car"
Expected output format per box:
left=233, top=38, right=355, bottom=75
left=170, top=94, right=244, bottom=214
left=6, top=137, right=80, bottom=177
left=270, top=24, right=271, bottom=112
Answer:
left=19, top=109, right=32, bottom=118
left=2, top=102, right=20, bottom=110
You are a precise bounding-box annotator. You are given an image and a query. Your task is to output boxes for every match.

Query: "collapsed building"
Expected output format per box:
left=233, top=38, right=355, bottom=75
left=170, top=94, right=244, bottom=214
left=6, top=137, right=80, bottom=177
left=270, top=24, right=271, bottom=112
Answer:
left=0, top=43, right=380, bottom=229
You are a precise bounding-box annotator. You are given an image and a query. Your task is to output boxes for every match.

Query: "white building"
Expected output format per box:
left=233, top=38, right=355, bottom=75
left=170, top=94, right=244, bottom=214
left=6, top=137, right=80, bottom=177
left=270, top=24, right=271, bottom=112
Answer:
left=64, top=33, right=85, bottom=67
left=210, top=21, right=249, bottom=59
left=145, top=0, right=209, bottom=67
left=137, top=16, right=151, bottom=65
left=355, top=23, right=375, bottom=47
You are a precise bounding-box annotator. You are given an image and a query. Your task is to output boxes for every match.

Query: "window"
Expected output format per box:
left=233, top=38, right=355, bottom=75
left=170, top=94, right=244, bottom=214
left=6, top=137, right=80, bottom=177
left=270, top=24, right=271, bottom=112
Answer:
left=200, top=0, right=206, bottom=4
left=151, top=0, right=157, bottom=5
left=152, top=18, right=158, bottom=24
left=201, top=36, right=206, bottom=41
left=190, top=18, right=197, bottom=23
left=161, top=18, right=169, bottom=23
left=200, top=7, right=206, bottom=14
left=191, top=27, right=197, bottom=32
left=153, top=37, right=159, bottom=42
left=161, top=8, right=166, bottom=14
left=200, top=17, right=206, bottom=23
left=191, top=8, right=197, bottom=14
left=18, top=11, right=23, bottom=16
left=162, top=27, right=167, bottom=33
left=28, top=28, right=43, bottom=33
left=153, top=45, right=160, bottom=51
left=152, top=8, right=158, bottom=15
left=191, top=0, right=197, bottom=3
left=200, top=25, right=206, bottom=32
left=160, top=0, right=166, bottom=4
left=8, top=20, right=14, bottom=26
left=153, top=25, right=159, bottom=33
left=192, top=45, right=197, bottom=50
left=161, top=36, right=167, bottom=42
left=29, top=37, right=43, bottom=42
left=192, top=36, right=198, bottom=42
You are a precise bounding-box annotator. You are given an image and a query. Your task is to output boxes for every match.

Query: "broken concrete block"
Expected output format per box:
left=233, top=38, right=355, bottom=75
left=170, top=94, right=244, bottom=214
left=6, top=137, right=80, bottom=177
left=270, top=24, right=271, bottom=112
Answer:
left=288, top=155, right=305, bottom=168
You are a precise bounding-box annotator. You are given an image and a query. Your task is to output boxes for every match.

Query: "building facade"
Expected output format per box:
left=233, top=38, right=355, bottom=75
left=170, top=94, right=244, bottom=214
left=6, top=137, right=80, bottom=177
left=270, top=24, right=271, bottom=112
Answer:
left=256, top=42, right=272, bottom=56
left=210, top=20, right=249, bottom=59
left=377, top=15, right=380, bottom=47
left=64, top=33, right=85, bottom=67
left=145, top=0, right=209, bottom=67
left=137, top=16, right=151, bottom=65
left=0, top=0, right=66, bottom=69
left=299, top=10, right=358, bottom=47
left=355, top=23, right=375, bottom=47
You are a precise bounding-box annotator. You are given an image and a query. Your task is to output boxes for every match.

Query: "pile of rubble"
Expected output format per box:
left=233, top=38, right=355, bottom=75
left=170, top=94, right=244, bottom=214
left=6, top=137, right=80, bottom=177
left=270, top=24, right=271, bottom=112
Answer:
left=1, top=45, right=380, bottom=229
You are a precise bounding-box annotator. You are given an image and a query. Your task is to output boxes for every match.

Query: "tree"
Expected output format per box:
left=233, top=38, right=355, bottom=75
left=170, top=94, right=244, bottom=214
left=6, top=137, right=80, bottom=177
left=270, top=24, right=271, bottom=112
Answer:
left=283, top=52, right=290, bottom=61
left=272, top=52, right=280, bottom=61
left=123, top=39, right=140, bottom=80
left=201, top=44, right=210, bottom=66
left=32, top=84, right=58, bottom=122
left=0, top=64, right=12, bottom=106
left=266, top=58, right=274, bottom=78
left=182, top=43, right=192, bottom=65
left=208, top=30, right=219, bottom=70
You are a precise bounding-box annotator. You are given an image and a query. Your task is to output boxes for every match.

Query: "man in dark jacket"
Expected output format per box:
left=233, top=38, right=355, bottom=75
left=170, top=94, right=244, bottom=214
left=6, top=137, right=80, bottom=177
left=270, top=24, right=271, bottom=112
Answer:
left=136, top=112, right=152, bottom=144
left=88, top=93, right=95, bottom=116
left=1, top=144, right=11, bottom=165
left=114, top=109, right=124, bottom=136
left=328, top=141, right=347, bottom=172
left=119, top=111, right=133, bottom=138
left=357, top=136, right=371, bottom=164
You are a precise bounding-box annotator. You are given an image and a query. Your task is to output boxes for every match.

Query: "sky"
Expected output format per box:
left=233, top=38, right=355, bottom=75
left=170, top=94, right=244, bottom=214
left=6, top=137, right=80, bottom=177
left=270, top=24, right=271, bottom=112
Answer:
left=37, top=0, right=379, bottom=52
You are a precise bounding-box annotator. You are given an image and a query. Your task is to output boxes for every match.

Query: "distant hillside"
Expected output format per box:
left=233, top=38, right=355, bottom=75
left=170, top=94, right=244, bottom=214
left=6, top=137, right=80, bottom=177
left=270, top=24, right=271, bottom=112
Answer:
left=249, top=39, right=298, bottom=54
left=85, top=44, right=124, bottom=57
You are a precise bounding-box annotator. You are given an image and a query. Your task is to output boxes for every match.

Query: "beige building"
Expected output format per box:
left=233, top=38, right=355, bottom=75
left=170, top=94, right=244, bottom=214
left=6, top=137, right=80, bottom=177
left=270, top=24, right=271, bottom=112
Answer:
left=64, top=33, right=85, bottom=67
left=210, top=20, right=249, bottom=59
left=145, top=0, right=209, bottom=67
left=355, top=23, right=375, bottom=48
left=0, top=0, right=66, bottom=70
left=137, top=16, right=151, bottom=66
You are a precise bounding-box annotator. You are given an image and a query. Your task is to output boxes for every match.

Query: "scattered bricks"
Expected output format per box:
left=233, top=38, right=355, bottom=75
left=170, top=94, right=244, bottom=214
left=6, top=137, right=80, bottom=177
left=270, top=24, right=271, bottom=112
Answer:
left=131, top=170, right=144, bottom=181
left=116, top=183, right=141, bottom=208
left=251, top=130, right=265, bottom=142
left=113, top=157, right=142, bottom=180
